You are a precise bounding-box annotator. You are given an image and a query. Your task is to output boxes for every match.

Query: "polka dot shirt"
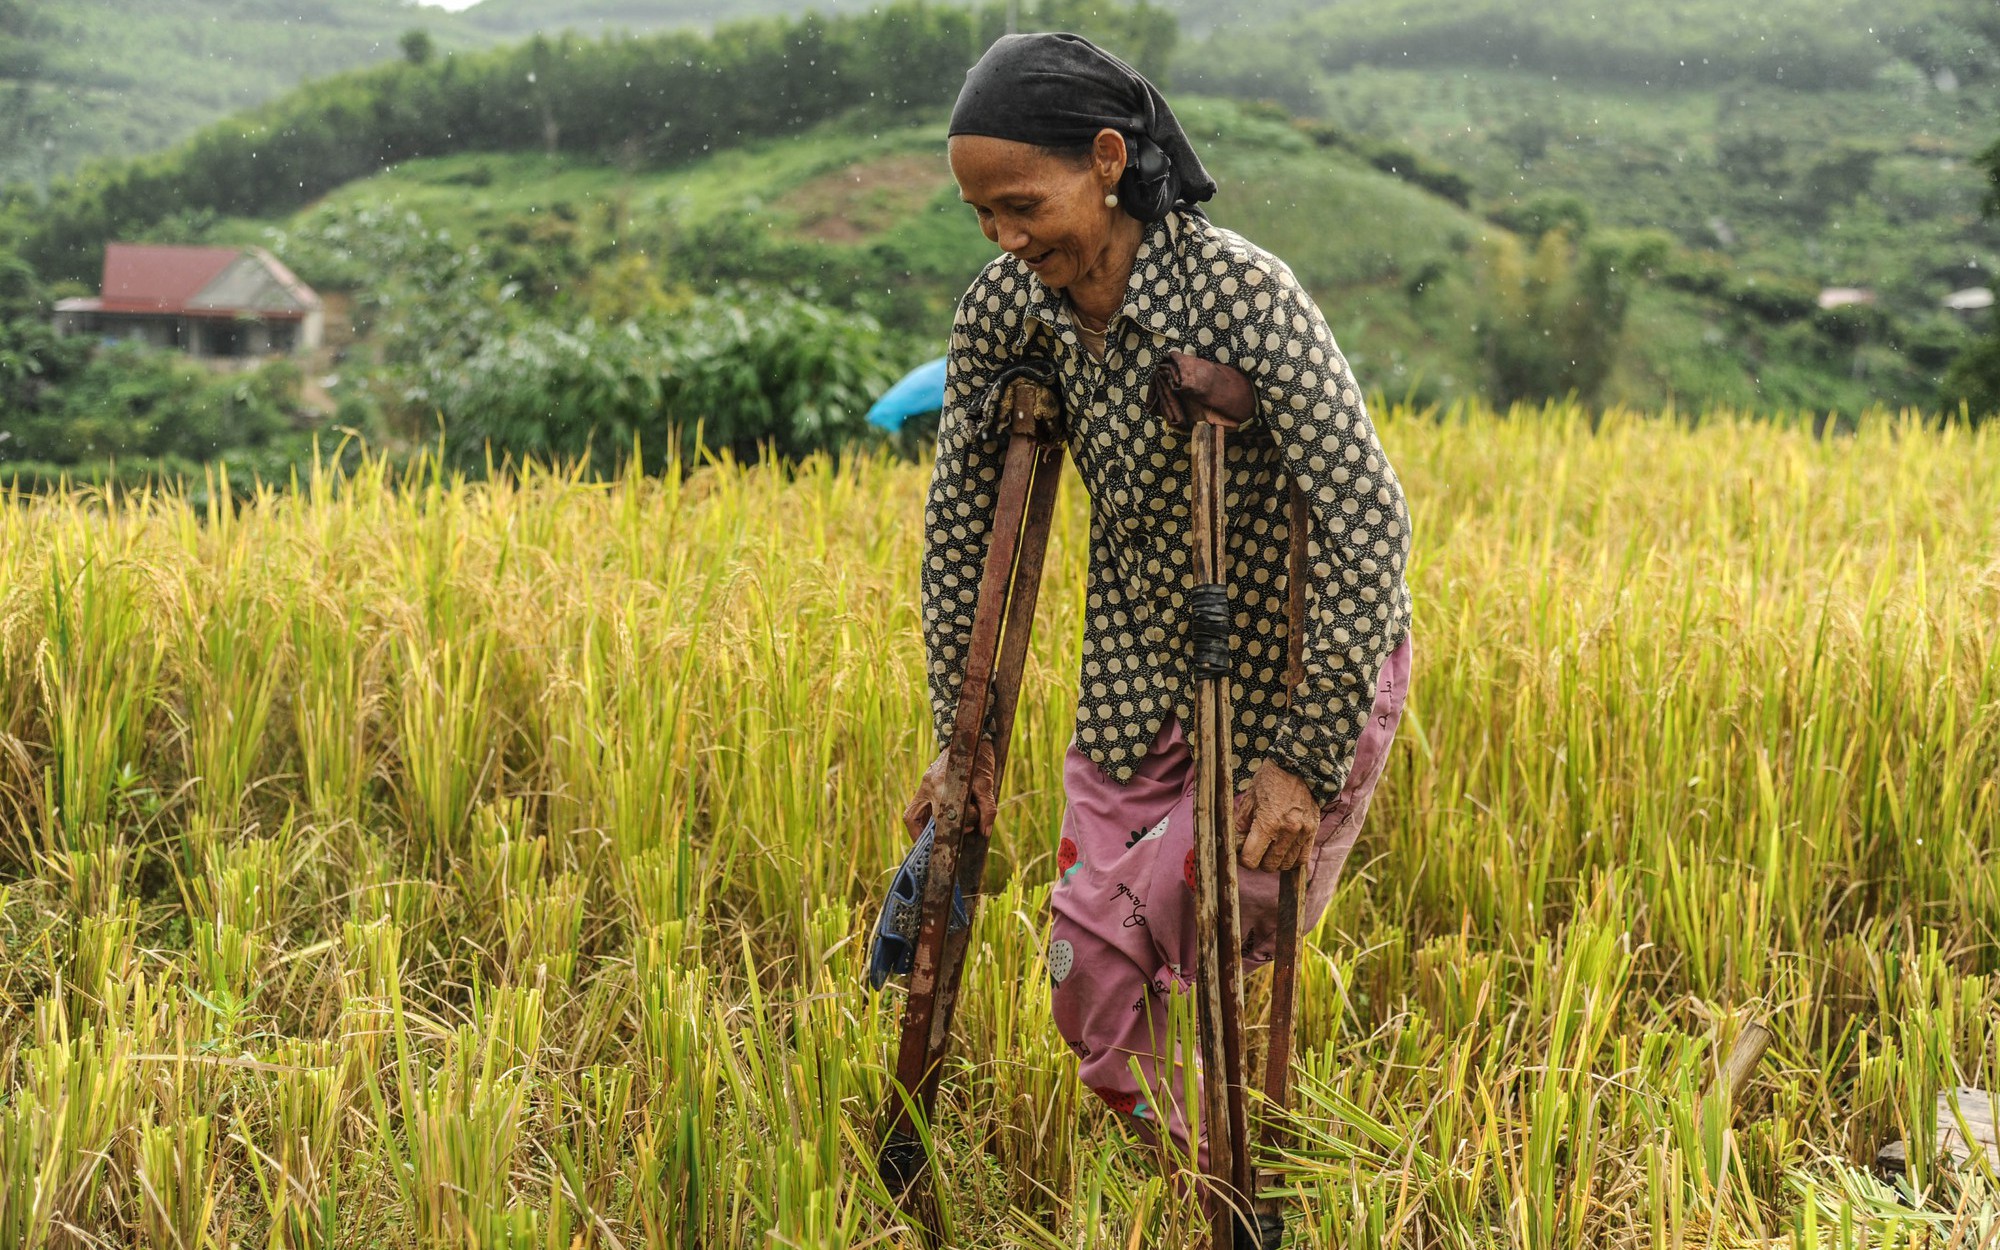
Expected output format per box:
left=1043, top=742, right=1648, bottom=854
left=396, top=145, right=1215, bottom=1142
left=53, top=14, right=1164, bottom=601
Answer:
left=922, top=210, right=1413, bottom=805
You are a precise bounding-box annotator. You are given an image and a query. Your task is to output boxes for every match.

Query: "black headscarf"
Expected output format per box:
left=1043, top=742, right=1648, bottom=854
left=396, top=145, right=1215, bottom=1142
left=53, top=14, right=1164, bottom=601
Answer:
left=947, top=32, right=1216, bottom=223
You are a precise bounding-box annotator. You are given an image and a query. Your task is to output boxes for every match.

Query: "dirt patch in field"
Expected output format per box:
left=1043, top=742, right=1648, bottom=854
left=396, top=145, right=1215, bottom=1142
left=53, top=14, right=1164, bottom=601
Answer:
left=781, top=152, right=952, bottom=244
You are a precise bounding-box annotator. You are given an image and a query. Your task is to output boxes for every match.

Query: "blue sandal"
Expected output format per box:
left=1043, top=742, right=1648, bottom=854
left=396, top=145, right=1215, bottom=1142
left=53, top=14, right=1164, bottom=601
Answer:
left=866, top=818, right=970, bottom=990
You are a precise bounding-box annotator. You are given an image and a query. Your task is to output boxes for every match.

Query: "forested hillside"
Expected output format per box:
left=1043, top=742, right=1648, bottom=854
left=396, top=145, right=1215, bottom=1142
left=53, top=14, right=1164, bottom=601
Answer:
left=0, top=3, right=1179, bottom=488
left=458, top=0, right=832, bottom=39
left=1174, top=0, right=2000, bottom=418
left=1, top=0, right=1995, bottom=495
left=10, top=0, right=1994, bottom=197
left=0, top=0, right=1153, bottom=187
left=0, top=0, right=480, bottom=189
left=1, top=0, right=888, bottom=187
left=14, top=0, right=1994, bottom=188
left=1179, top=0, right=1997, bottom=86
left=2, top=1, right=1172, bottom=284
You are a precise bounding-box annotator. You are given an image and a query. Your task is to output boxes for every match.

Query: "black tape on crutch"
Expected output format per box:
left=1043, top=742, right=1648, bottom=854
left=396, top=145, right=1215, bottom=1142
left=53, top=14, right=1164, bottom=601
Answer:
left=978, top=359, right=1061, bottom=432
left=1187, top=583, right=1231, bottom=679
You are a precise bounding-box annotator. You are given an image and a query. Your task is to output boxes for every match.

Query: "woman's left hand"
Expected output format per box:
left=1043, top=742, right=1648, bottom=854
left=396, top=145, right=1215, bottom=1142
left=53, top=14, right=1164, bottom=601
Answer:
left=1233, top=761, right=1319, bottom=873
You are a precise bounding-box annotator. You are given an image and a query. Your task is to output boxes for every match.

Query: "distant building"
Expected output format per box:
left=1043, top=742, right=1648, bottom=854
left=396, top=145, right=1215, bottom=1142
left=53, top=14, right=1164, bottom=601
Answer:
left=1817, top=287, right=1876, bottom=311
left=53, top=244, right=323, bottom=358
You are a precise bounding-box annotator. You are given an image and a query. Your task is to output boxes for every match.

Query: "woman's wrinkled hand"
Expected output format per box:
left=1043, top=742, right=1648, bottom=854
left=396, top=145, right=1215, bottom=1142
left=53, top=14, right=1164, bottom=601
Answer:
left=903, top=739, right=999, bottom=843
left=1233, top=761, right=1319, bottom=873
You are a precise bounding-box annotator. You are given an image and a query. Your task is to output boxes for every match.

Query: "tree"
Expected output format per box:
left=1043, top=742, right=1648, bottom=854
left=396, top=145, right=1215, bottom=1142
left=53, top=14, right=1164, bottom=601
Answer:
left=0, top=247, right=87, bottom=425
left=1983, top=134, right=2000, bottom=236
left=1792, top=145, right=1879, bottom=227
left=1716, top=129, right=1790, bottom=190
left=1490, top=192, right=1592, bottom=243
left=399, top=29, right=435, bottom=68
left=1941, top=136, right=2000, bottom=422
left=1476, top=227, right=1669, bottom=408
left=0, top=0, right=43, bottom=78
left=1496, top=114, right=1552, bottom=168
left=0, top=0, right=61, bottom=188
left=998, top=0, right=1177, bottom=80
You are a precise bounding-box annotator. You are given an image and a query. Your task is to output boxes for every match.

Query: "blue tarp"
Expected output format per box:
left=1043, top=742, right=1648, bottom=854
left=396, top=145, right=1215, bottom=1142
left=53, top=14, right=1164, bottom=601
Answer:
left=866, top=356, right=949, bottom=431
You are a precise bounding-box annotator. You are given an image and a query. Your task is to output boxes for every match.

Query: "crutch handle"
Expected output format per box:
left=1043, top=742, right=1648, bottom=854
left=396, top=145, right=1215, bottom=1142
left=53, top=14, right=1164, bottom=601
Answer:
left=1149, top=352, right=1259, bottom=429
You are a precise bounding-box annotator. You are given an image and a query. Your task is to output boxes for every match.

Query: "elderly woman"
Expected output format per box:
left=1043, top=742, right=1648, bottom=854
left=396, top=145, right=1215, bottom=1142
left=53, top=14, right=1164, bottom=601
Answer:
left=904, top=32, right=1413, bottom=1244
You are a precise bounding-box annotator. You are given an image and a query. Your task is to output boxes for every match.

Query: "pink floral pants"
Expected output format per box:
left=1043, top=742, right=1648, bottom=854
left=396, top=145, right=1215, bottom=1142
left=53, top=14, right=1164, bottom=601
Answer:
left=1047, top=636, right=1412, bottom=1156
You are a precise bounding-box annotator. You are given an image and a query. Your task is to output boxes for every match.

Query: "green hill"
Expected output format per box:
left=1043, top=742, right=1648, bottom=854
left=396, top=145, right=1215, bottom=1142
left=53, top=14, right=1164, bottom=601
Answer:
left=5, top=0, right=1995, bottom=443
left=1171, top=0, right=2000, bottom=414
left=2, top=0, right=480, bottom=188
left=11, top=0, right=1997, bottom=193
left=1185, top=0, right=1997, bottom=87
left=457, top=0, right=828, bottom=38
left=214, top=96, right=1893, bottom=416
left=0, top=0, right=865, bottom=188
left=269, top=98, right=1491, bottom=358
left=2, top=0, right=1176, bottom=188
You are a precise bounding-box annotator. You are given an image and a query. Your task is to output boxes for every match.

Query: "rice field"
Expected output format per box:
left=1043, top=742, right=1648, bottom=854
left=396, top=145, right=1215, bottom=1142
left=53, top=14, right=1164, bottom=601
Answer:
left=1, top=403, right=1998, bottom=1249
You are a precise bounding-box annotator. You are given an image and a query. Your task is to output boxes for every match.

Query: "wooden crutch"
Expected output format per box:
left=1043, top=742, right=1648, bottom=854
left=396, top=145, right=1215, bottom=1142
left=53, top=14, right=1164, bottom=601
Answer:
left=1188, top=398, right=1254, bottom=1241
left=1262, top=477, right=1311, bottom=1159
left=1151, top=353, right=1310, bottom=1245
left=878, top=370, right=1064, bottom=1243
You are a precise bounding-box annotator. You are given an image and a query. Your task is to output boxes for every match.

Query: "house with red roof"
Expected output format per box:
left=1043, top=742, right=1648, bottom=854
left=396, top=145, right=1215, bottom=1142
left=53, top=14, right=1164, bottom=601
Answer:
left=53, top=244, right=324, bottom=358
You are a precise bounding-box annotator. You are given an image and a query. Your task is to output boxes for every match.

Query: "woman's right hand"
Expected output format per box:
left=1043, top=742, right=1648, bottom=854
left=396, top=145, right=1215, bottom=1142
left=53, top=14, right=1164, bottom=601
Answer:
left=903, top=739, right=999, bottom=842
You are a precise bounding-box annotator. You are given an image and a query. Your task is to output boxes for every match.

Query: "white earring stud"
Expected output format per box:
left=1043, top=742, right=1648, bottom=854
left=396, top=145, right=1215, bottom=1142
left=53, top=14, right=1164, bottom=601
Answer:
left=1105, top=192, right=1119, bottom=208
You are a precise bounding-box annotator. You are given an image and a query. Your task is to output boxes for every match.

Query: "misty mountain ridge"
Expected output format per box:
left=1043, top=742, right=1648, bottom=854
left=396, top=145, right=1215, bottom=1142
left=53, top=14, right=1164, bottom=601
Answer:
left=6, top=0, right=1992, bottom=191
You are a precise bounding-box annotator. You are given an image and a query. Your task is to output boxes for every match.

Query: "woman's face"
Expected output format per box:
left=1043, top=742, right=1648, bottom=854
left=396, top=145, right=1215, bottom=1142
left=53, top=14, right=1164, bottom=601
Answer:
left=949, top=131, right=1127, bottom=292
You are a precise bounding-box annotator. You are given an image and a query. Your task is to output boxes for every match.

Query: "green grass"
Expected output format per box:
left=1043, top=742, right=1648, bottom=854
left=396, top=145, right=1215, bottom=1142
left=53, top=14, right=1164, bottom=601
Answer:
left=1, top=403, right=1998, bottom=1245
left=296, top=125, right=952, bottom=237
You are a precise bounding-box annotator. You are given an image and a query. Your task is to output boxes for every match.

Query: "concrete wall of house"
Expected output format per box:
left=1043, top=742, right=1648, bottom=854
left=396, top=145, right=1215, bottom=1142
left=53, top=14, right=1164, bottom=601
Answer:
left=54, top=310, right=312, bottom=357
left=54, top=311, right=181, bottom=350
left=112, top=317, right=181, bottom=351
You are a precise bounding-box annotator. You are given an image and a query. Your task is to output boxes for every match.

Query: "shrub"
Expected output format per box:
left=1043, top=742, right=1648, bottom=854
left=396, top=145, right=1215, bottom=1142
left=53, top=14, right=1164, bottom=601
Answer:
left=1489, top=193, right=1593, bottom=242
left=426, top=290, right=899, bottom=474
left=1724, top=273, right=1819, bottom=324
left=1656, top=250, right=1732, bottom=298
left=1809, top=301, right=1893, bottom=348
left=1477, top=229, right=1661, bottom=406
left=1366, top=146, right=1474, bottom=208
left=0, top=247, right=89, bottom=421
left=1789, top=146, right=1880, bottom=226
left=1287, top=122, right=1476, bottom=208
left=1941, top=326, right=2000, bottom=422
left=1716, top=130, right=1791, bottom=188
left=2, top=344, right=309, bottom=467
